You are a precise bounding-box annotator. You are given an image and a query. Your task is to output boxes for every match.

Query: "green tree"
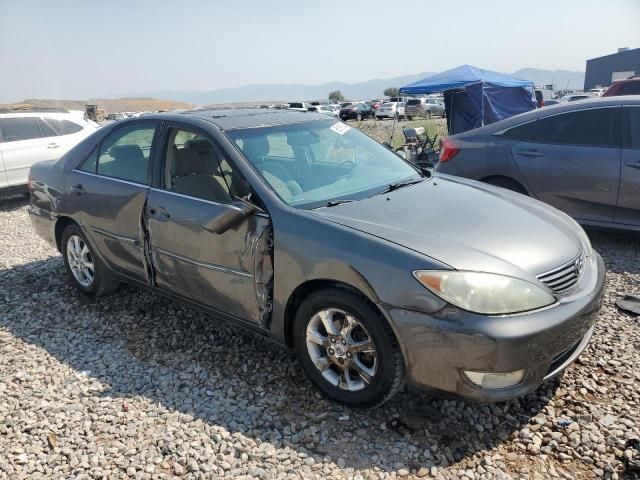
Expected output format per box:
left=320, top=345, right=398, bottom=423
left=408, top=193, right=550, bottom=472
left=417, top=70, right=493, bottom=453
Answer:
left=328, top=90, right=345, bottom=102
left=383, top=87, right=399, bottom=97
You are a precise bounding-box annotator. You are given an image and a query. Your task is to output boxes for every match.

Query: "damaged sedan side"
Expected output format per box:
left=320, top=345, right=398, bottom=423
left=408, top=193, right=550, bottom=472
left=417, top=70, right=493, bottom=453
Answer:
left=29, top=109, right=605, bottom=408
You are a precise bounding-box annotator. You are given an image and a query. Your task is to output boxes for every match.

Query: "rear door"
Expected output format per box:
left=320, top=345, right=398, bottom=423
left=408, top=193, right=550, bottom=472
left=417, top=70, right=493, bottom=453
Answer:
left=0, top=116, right=50, bottom=187
left=510, top=107, right=621, bottom=223
left=70, top=121, right=160, bottom=283
left=615, top=106, right=640, bottom=226
left=146, top=123, right=272, bottom=324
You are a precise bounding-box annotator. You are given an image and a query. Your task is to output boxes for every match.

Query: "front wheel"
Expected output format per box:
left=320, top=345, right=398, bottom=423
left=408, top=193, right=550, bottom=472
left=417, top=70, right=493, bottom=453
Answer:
left=356, top=113, right=362, bottom=121
left=293, top=288, right=405, bottom=407
left=62, top=224, right=118, bottom=296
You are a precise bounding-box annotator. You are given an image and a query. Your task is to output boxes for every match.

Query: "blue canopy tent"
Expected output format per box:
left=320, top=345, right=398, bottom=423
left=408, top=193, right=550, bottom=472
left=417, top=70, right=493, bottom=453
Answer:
left=399, top=65, right=536, bottom=134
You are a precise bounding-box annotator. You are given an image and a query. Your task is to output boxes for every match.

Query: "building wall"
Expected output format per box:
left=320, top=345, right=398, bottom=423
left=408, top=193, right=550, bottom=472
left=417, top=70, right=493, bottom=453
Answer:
left=584, top=48, right=640, bottom=90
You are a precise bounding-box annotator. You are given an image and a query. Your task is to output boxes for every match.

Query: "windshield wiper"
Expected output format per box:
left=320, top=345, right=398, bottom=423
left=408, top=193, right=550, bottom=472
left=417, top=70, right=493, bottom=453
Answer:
left=374, top=177, right=426, bottom=196
left=325, top=199, right=355, bottom=207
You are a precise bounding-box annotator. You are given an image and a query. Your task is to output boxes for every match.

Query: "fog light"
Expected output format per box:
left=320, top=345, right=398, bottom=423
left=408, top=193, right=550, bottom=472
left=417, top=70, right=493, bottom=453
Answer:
left=463, top=369, right=525, bottom=389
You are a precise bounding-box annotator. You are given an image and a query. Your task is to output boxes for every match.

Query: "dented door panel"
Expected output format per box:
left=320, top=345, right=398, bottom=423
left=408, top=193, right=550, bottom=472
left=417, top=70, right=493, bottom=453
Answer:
left=145, top=188, right=272, bottom=324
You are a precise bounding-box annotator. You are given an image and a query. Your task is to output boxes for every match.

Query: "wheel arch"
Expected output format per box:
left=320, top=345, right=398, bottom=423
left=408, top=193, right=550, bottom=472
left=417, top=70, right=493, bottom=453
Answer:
left=479, top=175, right=529, bottom=195
left=283, top=279, right=401, bottom=352
left=54, top=216, right=79, bottom=252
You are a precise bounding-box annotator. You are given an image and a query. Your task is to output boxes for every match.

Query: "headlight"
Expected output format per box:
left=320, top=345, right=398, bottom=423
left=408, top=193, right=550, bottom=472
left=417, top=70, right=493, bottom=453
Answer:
left=413, top=270, right=556, bottom=315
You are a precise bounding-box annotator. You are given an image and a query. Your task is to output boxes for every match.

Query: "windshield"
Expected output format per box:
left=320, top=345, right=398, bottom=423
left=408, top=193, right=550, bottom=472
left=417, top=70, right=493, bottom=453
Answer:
left=227, top=119, right=421, bottom=209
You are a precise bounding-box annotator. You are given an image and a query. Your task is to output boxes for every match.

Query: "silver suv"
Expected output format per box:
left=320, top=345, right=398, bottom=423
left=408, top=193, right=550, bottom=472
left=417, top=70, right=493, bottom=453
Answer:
left=405, top=98, right=445, bottom=119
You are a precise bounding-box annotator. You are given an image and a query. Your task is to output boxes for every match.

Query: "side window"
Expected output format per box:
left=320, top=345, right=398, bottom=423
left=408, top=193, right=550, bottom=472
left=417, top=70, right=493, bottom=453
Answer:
left=79, top=147, right=99, bottom=173
left=37, top=118, right=58, bottom=138
left=502, top=121, right=538, bottom=141
left=166, top=127, right=246, bottom=203
left=41, top=118, right=83, bottom=136
left=623, top=107, right=640, bottom=149
left=0, top=117, right=42, bottom=142
left=535, top=109, right=617, bottom=147
left=97, top=123, right=156, bottom=184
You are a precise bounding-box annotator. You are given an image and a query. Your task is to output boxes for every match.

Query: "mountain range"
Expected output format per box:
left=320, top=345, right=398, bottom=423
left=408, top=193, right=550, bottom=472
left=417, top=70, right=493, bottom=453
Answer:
left=120, top=68, right=585, bottom=105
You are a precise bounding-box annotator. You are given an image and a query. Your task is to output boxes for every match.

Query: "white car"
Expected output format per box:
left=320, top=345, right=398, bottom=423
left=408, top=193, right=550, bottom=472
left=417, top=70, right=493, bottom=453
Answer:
left=287, top=102, right=311, bottom=111
left=375, top=102, right=405, bottom=120
left=310, top=105, right=339, bottom=117
left=0, top=109, right=97, bottom=195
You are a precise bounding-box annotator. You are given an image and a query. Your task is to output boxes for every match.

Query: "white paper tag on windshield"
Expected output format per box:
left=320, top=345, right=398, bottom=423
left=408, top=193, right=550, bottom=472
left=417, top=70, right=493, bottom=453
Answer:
left=330, top=122, right=351, bottom=135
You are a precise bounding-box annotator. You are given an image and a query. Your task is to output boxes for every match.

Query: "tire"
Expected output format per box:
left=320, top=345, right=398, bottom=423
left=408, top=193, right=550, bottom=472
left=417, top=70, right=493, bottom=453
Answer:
left=406, top=115, right=413, bottom=121
left=61, top=224, right=119, bottom=296
left=483, top=177, right=528, bottom=195
left=356, top=113, right=362, bottom=121
left=425, top=110, right=432, bottom=119
left=293, top=287, right=405, bottom=407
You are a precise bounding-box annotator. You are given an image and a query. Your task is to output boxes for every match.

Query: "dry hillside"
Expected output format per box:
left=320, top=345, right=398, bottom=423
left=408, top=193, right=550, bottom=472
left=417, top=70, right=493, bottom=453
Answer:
left=1, top=98, right=193, bottom=113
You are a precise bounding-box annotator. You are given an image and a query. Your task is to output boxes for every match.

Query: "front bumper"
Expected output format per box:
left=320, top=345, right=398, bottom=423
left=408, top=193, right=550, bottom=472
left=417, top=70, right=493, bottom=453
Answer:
left=385, top=251, right=605, bottom=402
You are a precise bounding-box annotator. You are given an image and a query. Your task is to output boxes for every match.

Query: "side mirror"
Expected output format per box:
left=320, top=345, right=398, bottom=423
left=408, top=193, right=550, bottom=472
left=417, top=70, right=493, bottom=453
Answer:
left=202, top=201, right=255, bottom=235
left=382, top=142, right=393, bottom=150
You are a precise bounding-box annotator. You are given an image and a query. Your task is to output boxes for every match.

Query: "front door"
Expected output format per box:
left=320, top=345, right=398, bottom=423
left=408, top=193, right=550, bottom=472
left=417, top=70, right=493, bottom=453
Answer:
left=615, top=106, right=640, bottom=226
left=511, top=107, right=621, bottom=223
left=69, top=121, right=160, bottom=283
left=146, top=124, right=271, bottom=324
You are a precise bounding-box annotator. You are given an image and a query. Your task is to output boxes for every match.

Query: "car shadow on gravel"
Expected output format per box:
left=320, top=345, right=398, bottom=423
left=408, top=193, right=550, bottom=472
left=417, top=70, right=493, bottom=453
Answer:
left=587, top=229, right=640, bottom=275
left=0, top=255, right=562, bottom=473
left=0, top=194, right=29, bottom=212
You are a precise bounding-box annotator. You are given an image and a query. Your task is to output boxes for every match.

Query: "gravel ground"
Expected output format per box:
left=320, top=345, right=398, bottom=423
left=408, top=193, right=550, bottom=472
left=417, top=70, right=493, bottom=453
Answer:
left=0, top=195, right=639, bottom=480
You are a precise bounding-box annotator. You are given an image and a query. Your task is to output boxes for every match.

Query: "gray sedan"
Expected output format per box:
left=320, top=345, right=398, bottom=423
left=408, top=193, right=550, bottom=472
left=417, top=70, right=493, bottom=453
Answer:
left=28, top=109, right=604, bottom=407
left=435, top=96, right=640, bottom=231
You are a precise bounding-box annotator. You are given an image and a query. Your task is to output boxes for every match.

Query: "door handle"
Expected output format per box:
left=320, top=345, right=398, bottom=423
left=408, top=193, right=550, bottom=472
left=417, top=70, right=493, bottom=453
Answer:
left=70, top=184, right=85, bottom=195
left=516, top=149, right=545, bottom=157
left=47, top=143, right=60, bottom=149
left=625, top=161, right=640, bottom=169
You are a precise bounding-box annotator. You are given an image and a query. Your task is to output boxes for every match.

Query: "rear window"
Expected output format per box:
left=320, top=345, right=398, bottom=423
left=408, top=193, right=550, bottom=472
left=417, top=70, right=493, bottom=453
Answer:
left=42, top=118, right=84, bottom=135
left=623, top=107, right=640, bottom=149
left=406, top=99, right=421, bottom=105
left=502, top=121, right=539, bottom=142
left=289, top=103, right=303, bottom=109
left=0, top=117, right=42, bottom=142
left=535, top=108, right=618, bottom=147
left=616, top=81, right=640, bottom=96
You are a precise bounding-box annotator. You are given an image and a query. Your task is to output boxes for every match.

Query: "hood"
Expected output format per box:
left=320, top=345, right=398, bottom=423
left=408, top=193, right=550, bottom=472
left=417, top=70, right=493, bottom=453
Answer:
left=309, top=175, right=583, bottom=280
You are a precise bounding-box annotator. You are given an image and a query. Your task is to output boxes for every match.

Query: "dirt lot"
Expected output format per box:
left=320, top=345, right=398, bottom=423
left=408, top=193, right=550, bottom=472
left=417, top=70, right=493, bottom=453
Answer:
left=0, top=176, right=639, bottom=479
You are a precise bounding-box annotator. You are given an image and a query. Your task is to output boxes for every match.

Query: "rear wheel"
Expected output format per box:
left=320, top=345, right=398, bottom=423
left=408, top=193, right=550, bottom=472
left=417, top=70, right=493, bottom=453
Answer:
left=293, top=288, right=404, bottom=407
left=356, top=113, right=362, bottom=121
left=406, top=115, right=413, bottom=121
left=425, top=110, right=432, bottom=119
left=61, top=225, right=118, bottom=296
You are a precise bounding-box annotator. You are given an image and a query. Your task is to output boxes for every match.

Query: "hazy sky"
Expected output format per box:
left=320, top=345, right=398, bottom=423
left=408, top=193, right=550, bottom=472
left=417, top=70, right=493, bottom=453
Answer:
left=1, top=0, right=639, bottom=103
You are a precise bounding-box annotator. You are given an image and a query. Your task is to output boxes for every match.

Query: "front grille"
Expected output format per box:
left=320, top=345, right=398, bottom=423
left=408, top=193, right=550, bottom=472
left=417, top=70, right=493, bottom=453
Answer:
left=537, top=252, right=584, bottom=293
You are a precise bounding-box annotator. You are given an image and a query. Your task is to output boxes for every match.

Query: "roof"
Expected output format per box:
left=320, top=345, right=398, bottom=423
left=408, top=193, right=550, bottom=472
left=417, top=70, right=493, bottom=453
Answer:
left=177, top=108, right=330, bottom=130
left=399, top=65, right=534, bottom=95
left=586, top=47, right=640, bottom=62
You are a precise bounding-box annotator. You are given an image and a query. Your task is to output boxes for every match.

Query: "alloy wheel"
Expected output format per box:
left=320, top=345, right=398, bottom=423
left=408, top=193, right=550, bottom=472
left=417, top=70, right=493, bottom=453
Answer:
left=66, top=235, right=95, bottom=287
left=305, top=308, right=377, bottom=391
